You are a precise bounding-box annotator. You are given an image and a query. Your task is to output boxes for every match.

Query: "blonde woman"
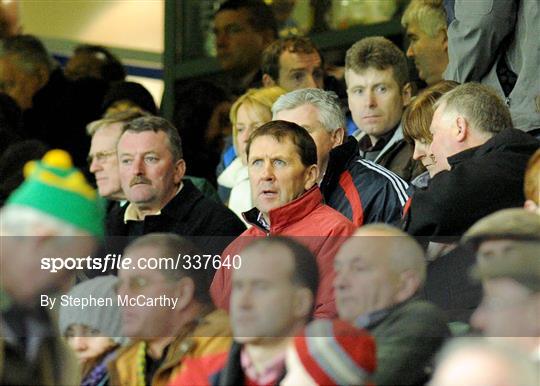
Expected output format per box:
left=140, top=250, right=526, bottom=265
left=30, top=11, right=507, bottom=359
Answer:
left=218, top=87, right=285, bottom=224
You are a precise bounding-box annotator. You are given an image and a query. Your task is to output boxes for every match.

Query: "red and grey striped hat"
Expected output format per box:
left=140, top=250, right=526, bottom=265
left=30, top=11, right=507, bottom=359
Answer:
left=293, top=319, right=377, bottom=386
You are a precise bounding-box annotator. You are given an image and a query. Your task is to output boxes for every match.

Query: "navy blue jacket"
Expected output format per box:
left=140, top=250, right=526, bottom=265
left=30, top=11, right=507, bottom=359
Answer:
left=321, top=137, right=409, bottom=227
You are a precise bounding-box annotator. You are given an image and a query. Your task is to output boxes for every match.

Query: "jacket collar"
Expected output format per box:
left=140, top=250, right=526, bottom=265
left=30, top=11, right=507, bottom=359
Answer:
left=447, top=128, right=536, bottom=167
left=243, top=186, right=323, bottom=233
left=354, top=123, right=404, bottom=163
left=123, top=179, right=203, bottom=224
left=320, top=136, right=359, bottom=197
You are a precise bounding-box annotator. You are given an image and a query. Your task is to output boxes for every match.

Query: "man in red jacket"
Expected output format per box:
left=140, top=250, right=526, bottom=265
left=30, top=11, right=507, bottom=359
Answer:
left=211, top=120, right=356, bottom=318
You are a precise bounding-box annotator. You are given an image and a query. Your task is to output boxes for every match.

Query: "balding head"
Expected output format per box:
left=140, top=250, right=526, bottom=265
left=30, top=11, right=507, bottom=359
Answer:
left=334, top=224, right=426, bottom=322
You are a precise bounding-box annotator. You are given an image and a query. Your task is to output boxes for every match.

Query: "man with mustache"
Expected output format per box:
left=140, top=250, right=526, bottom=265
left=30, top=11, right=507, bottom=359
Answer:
left=211, top=120, right=356, bottom=319
left=106, top=116, right=245, bottom=257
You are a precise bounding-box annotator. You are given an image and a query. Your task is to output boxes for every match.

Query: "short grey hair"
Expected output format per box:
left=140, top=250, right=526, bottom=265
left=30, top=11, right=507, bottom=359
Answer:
left=434, top=83, right=513, bottom=134
left=402, top=0, right=447, bottom=38
left=86, top=108, right=150, bottom=136
left=272, top=88, right=346, bottom=133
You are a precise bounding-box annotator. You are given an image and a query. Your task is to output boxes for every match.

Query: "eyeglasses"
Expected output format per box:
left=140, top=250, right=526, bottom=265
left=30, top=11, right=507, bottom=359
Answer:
left=87, top=150, right=117, bottom=165
left=116, top=276, right=174, bottom=293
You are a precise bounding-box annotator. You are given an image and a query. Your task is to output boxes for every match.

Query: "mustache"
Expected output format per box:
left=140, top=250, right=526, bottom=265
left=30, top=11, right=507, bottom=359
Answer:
left=129, top=176, right=151, bottom=186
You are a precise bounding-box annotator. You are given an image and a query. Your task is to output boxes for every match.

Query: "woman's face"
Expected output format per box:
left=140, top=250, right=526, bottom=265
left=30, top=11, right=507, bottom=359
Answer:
left=65, top=324, right=116, bottom=365
left=235, top=102, right=271, bottom=164
left=412, top=138, right=436, bottom=177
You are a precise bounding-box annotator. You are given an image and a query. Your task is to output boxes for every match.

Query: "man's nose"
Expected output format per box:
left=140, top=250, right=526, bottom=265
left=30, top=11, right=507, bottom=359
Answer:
left=333, top=267, right=349, bottom=290
left=131, top=157, right=145, bottom=175
left=406, top=44, right=414, bottom=58
left=260, top=161, right=275, bottom=180
left=70, top=336, right=88, bottom=352
left=215, top=31, right=228, bottom=49
left=365, top=90, right=377, bottom=108
left=89, top=156, right=102, bottom=173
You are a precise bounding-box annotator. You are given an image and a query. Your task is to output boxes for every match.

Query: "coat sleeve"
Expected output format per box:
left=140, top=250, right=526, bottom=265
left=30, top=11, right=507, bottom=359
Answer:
left=444, top=0, right=517, bottom=82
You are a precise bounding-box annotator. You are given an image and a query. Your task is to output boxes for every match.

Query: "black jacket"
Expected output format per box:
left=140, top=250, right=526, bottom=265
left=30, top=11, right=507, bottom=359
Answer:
left=106, top=179, right=246, bottom=256
left=321, top=137, right=409, bottom=226
left=22, top=69, right=107, bottom=168
left=404, top=128, right=540, bottom=237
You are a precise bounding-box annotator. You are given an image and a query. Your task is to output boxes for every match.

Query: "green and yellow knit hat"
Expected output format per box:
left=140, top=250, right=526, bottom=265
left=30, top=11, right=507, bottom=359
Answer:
left=6, top=149, right=105, bottom=238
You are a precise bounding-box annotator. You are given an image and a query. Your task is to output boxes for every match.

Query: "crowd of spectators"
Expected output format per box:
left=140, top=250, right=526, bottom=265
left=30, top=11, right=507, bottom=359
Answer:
left=1, top=0, right=539, bottom=385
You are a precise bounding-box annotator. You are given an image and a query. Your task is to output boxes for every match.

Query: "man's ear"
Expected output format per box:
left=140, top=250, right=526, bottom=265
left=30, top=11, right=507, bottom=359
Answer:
left=174, top=159, right=186, bottom=184
left=455, top=116, right=469, bottom=142
left=395, top=270, right=421, bottom=303
left=262, top=73, right=276, bottom=88
left=175, top=277, right=195, bottom=311
left=293, top=287, right=314, bottom=320
left=402, top=82, right=413, bottom=106
left=332, top=127, right=345, bottom=147
left=303, top=164, right=319, bottom=190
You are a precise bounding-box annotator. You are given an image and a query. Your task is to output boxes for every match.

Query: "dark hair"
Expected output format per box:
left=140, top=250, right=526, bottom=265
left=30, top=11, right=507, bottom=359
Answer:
left=1, top=34, right=54, bottom=73
left=125, top=233, right=212, bottom=304
left=246, top=120, right=317, bottom=167
left=70, top=44, right=126, bottom=83
left=123, top=116, right=183, bottom=161
left=102, top=81, right=157, bottom=115
left=262, top=36, right=322, bottom=81
left=346, top=36, right=409, bottom=89
left=245, top=236, right=319, bottom=303
left=216, top=0, right=278, bottom=38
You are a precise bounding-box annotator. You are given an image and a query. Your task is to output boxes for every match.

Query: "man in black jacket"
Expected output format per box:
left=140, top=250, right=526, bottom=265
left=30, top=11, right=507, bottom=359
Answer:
left=272, top=88, right=409, bottom=226
left=107, top=116, right=245, bottom=257
left=404, top=82, right=540, bottom=238
left=0, top=35, right=106, bottom=168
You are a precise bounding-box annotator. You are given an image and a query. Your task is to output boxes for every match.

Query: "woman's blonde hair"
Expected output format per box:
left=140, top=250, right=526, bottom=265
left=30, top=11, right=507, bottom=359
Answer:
left=229, top=86, right=286, bottom=144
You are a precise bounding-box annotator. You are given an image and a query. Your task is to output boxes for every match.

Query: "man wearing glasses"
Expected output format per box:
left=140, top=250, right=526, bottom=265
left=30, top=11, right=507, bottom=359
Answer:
left=86, top=109, right=148, bottom=203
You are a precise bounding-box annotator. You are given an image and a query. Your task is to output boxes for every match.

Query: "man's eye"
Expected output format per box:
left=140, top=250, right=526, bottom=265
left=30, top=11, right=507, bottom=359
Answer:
left=251, top=159, right=263, bottom=167
left=120, top=159, right=133, bottom=165
left=291, top=72, right=305, bottom=82
left=273, top=159, right=286, bottom=167
left=144, top=156, right=158, bottom=164
left=376, top=85, right=387, bottom=93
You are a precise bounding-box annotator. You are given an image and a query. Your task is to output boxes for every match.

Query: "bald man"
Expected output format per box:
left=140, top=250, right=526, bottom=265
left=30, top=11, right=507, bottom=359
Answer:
left=334, top=224, right=450, bottom=385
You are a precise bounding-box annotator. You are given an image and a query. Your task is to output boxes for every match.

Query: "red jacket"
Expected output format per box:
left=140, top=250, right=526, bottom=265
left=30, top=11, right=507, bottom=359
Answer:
left=210, top=187, right=356, bottom=319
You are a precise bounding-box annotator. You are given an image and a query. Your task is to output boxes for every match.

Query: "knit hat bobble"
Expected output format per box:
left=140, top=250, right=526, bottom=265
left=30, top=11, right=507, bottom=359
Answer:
left=7, top=149, right=105, bottom=238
